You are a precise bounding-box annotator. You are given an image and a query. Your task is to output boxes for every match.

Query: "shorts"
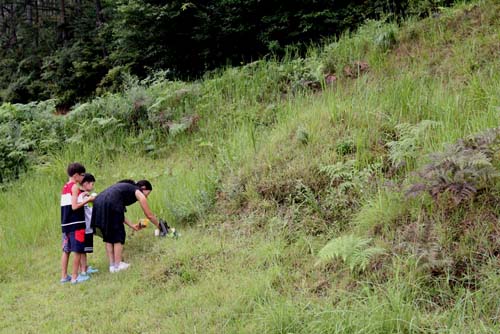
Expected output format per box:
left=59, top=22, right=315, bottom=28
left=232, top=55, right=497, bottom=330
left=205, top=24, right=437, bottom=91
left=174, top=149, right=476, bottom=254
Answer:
left=84, top=232, right=93, bottom=253
left=102, top=223, right=126, bottom=245
left=92, top=199, right=127, bottom=244
left=62, top=229, right=86, bottom=253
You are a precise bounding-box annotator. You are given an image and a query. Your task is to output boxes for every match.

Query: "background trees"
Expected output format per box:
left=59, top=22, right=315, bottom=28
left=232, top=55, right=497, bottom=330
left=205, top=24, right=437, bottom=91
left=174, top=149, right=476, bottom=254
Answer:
left=0, top=0, right=455, bottom=107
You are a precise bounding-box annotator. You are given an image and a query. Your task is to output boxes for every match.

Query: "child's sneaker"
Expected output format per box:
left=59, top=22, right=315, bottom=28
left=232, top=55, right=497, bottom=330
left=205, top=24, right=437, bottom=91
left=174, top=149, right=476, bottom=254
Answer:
left=60, top=275, right=71, bottom=283
left=71, top=274, right=90, bottom=284
left=87, top=266, right=99, bottom=274
left=109, top=266, right=118, bottom=273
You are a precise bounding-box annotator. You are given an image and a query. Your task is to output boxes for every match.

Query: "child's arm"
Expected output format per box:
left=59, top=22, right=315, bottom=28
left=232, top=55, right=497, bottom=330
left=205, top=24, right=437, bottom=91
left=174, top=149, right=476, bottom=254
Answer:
left=71, top=185, right=93, bottom=210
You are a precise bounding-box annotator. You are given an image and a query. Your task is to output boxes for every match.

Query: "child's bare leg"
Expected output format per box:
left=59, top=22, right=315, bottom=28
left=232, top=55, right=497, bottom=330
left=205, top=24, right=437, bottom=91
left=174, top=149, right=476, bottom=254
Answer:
left=80, top=253, right=88, bottom=273
left=105, top=242, right=114, bottom=266
left=61, top=252, right=70, bottom=279
left=71, top=252, right=82, bottom=280
left=113, top=243, right=123, bottom=265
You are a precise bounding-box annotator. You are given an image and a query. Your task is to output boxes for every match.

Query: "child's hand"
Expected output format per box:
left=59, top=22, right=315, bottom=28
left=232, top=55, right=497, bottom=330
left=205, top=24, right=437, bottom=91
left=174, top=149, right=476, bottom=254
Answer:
left=131, top=223, right=141, bottom=231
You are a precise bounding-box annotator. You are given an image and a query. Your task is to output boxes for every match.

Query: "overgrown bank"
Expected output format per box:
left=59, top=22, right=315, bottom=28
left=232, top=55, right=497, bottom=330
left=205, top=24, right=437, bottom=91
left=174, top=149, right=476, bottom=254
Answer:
left=1, top=1, right=500, bottom=333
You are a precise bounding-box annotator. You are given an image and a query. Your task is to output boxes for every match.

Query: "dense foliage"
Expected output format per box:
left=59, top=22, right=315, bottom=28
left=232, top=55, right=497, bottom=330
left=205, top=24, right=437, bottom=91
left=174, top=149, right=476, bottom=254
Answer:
left=1, top=0, right=455, bottom=107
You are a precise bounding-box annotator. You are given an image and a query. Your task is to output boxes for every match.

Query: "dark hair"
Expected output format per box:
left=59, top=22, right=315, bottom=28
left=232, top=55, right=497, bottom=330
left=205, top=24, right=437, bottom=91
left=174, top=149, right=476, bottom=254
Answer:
left=117, top=179, right=152, bottom=191
left=117, top=179, right=136, bottom=185
left=136, top=180, right=153, bottom=191
left=67, top=162, right=86, bottom=177
left=82, top=173, right=95, bottom=184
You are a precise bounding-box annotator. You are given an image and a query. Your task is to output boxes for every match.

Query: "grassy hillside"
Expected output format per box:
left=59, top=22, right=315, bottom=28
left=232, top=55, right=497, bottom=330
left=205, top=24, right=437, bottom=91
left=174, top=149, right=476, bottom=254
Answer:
left=1, top=1, right=500, bottom=333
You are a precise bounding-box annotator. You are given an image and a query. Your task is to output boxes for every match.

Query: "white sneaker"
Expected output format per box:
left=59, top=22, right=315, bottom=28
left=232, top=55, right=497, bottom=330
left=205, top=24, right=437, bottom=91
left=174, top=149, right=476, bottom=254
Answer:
left=116, top=262, right=130, bottom=272
left=109, top=266, right=118, bottom=273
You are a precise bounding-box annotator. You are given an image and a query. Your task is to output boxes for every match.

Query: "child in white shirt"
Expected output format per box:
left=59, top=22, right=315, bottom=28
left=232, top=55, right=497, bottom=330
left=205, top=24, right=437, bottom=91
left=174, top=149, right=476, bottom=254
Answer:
left=77, top=173, right=98, bottom=275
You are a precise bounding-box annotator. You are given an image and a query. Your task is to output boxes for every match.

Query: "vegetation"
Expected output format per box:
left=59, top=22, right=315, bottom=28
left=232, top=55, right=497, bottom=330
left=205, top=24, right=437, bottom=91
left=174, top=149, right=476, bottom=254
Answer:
left=1, top=0, right=500, bottom=332
left=1, top=0, right=455, bottom=107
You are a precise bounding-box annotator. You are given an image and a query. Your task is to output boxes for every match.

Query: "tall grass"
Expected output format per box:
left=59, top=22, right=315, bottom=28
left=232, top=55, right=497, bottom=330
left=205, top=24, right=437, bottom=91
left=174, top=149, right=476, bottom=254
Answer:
left=1, top=1, right=500, bottom=332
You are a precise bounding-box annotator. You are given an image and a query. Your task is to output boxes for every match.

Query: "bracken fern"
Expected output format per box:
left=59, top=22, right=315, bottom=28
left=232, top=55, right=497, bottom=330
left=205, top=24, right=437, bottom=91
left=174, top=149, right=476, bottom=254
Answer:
left=387, top=120, right=441, bottom=169
left=407, top=127, right=500, bottom=205
left=317, top=234, right=385, bottom=273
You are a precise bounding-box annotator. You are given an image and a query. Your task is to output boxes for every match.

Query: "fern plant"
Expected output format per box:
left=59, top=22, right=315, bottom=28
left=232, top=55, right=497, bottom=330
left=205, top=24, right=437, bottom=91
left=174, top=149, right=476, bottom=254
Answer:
left=407, top=127, right=500, bottom=205
left=386, top=120, right=441, bottom=169
left=320, top=160, right=380, bottom=193
left=318, top=160, right=381, bottom=224
left=317, top=234, right=385, bottom=273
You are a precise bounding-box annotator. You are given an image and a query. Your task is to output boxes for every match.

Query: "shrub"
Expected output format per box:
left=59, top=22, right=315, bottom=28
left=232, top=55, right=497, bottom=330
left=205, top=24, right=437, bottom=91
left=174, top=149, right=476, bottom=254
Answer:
left=0, top=102, right=62, bottom=184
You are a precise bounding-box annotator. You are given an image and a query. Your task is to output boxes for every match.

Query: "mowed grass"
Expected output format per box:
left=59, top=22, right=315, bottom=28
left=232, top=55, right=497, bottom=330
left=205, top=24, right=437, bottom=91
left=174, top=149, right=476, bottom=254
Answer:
left=0, top=225, right=295, bottom=333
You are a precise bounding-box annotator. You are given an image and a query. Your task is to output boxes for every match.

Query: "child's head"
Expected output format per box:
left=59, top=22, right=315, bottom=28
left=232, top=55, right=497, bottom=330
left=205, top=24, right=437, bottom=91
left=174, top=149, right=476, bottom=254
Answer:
left=81, top=173, right=95, bottom=192
left=67, top=162, right=86, bottom=183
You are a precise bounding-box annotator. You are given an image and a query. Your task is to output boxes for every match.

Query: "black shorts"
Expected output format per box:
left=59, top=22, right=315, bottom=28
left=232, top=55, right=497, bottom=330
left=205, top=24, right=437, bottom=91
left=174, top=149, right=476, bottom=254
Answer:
left=84, top=232, right=93, bottom=253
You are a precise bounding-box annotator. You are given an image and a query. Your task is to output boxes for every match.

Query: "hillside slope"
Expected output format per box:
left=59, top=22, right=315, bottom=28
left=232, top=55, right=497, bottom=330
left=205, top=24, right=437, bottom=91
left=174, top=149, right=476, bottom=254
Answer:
left=1, top=1, right=499, bottom=333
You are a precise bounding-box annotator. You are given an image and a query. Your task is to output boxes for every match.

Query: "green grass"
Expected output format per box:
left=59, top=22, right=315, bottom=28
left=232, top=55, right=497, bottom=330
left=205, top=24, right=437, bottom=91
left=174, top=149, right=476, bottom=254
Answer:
left=1, top=0, right=500, bottom=332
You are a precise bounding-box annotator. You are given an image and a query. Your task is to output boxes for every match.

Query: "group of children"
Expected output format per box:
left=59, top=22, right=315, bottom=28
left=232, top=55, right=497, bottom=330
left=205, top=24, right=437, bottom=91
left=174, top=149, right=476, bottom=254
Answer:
left=60, top=162, right=107, bottom=284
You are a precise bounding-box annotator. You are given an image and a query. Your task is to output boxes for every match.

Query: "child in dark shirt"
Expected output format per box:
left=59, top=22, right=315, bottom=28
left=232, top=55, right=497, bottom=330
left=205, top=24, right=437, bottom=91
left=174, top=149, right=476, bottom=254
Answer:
left=60, top=163, right=94, bottom=284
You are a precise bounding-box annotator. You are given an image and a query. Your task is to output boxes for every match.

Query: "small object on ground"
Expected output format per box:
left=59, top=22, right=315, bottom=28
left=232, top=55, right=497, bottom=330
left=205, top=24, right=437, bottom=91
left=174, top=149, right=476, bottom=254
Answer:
left=170, top=227, right=180, bottom=239
left=156, top=218, right=180, bottom=239
left=138, top=218, right=149, bottom=228
left=158, top=219, right=169, bottom=237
